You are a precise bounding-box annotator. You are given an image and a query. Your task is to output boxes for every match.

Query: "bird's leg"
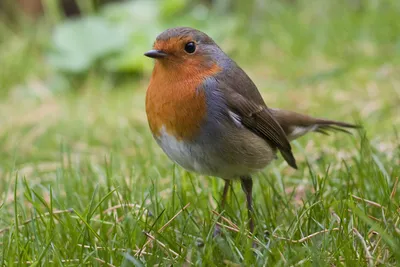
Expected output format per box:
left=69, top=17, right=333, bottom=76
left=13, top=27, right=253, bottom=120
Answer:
left=213, top=179, right=231, bottom=237
left=240, top=176, right=254, bottom=234
left=220, top=179, right=231, bottom=210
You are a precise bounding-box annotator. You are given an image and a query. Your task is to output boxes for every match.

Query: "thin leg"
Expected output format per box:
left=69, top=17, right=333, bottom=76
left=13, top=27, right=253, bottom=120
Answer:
left=240, top=176, right=254, bottom=234
left=220, top=180, right=231, bottom=210
left=213, top=180, right=231, bottom=237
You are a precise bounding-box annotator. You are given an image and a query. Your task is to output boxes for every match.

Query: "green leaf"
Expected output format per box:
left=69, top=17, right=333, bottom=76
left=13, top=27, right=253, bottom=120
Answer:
left=104, top=31, right=157, bottom=73
left=48, top=16, right=130, bottom=72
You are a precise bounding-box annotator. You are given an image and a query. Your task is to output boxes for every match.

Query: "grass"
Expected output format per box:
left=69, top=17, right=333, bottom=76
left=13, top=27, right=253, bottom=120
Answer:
left=1, top=1, right=400, bottom=266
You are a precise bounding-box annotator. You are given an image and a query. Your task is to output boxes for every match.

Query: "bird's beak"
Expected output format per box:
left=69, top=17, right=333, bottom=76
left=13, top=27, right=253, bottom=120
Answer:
left=144, top=49, right=167, bottom=59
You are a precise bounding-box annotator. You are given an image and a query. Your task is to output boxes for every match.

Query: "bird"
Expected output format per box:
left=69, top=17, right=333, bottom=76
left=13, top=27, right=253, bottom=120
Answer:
left=144, top=27, right=358, bottom=236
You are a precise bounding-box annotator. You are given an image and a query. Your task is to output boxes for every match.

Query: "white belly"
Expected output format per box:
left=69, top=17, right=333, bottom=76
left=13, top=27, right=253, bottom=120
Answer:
left=155, top=127, right=210, bottom=174
left=154, top=126, right=276, bottom=179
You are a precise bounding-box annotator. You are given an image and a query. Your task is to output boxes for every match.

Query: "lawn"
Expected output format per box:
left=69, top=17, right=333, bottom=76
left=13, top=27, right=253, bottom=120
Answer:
left=0, top=0, right=399, bottom=266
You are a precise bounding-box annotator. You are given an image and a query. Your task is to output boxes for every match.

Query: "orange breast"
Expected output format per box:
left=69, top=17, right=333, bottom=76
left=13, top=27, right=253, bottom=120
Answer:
left=146, top=61, right=221, bottom=141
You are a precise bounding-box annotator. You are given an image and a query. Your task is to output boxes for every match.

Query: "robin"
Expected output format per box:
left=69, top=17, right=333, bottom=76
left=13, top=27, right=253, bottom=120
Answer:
left=144, top=27, right=358, bottom=235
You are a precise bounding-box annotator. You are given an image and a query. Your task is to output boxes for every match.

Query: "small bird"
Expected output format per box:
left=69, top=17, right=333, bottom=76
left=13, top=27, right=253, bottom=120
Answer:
left=144, top=27, right=358, bottom=235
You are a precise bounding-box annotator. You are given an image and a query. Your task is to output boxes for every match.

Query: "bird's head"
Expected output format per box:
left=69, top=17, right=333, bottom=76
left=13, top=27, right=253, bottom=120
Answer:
left=144, top=27, right=223, bottom=71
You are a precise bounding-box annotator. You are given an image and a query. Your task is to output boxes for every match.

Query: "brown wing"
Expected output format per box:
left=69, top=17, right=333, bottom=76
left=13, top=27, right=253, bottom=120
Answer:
left=223, top=87, right=297, bottom=169
left=214, top=60, right=297, bottom=169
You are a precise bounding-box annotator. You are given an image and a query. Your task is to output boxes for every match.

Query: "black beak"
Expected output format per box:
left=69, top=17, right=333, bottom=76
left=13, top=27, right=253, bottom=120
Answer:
left=144, top=49, right=167, bottom=59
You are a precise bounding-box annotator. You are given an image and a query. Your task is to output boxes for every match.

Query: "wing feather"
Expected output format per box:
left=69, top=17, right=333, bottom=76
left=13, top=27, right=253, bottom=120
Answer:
left=223, top=87, right=297, bottom=169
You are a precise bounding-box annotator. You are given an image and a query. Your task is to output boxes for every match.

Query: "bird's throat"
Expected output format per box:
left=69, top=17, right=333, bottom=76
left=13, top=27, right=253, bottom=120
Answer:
left=145, top=62, right=221, bottom=141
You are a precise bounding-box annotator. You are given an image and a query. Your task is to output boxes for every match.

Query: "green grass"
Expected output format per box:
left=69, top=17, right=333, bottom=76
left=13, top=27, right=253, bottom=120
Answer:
left=1, top=1, right=400, bottom=266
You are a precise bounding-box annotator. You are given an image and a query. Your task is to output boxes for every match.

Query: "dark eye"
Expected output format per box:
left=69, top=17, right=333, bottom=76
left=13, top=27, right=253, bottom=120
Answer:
left=184, top=42, right=196, bottom=53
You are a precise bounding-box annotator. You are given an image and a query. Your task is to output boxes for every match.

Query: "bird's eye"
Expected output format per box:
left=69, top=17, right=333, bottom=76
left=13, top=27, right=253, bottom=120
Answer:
left=184, top=42, right=196, bottom=54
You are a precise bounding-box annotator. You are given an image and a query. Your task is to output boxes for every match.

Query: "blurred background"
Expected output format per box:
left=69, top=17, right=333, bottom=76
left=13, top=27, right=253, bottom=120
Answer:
left=0, top=1, right=399, bottom=264
left=1, top=0, right=399, bottom=86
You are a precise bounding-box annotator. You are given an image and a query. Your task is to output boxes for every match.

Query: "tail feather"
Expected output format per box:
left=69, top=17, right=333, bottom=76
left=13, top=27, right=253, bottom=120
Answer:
left=314, top=119, right=359, bottom=129
left=315, top=128, right=330, bottom=135
left=269, top=108, right=360, bottom=141
left=315, top=121, right=357, bottom=135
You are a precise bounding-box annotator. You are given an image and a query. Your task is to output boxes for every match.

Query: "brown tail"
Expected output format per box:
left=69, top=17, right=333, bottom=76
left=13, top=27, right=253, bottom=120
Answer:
left=312, top=119, right=359, bottom=135
left=270, top=108, right=360, bottom=141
